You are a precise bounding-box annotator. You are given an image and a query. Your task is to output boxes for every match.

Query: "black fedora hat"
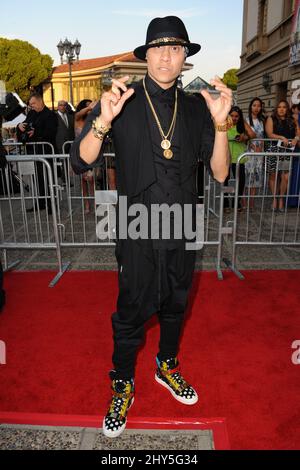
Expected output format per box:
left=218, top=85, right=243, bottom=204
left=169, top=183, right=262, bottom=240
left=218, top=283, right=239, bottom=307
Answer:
left=133, top=16, right=201, bottom=61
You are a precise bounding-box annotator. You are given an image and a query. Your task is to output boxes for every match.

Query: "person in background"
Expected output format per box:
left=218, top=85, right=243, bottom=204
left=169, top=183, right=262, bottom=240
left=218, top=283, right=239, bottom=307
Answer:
left=75, top=99, right=98, bottom=213
left=261, top=101, right=267, bottom=120
left=17, top=93, right=57, bottom=149
left=56, top=100, right=75, bottom=154
left=75, top=99, right=98, bottom=136
left=245, top=98, right=265, bottom=209
left=265, top=100, right=299, bottom=211
left=291, top=103, right=300, bottom=128
left=225, top=105, right=255, bottom=211
left=16, top=93, right=58, bottom=213
left=56, top=100, right=75, bottom=184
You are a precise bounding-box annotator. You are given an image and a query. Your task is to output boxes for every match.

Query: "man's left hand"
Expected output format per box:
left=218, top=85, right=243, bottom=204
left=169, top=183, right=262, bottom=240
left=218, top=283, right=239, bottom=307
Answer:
left=200, top=76, right=233, bottom=124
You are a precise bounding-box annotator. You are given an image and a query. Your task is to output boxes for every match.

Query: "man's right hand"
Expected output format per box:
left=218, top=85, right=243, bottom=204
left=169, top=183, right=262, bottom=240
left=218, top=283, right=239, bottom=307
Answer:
left=78, top=76, right=134, bottom=166
left=100, top=75, right=135, bottom=126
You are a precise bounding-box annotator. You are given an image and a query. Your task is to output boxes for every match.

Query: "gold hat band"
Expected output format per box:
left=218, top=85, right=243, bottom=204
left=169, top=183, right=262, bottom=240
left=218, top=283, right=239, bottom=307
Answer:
left=148, top=37, right=188, bottom=46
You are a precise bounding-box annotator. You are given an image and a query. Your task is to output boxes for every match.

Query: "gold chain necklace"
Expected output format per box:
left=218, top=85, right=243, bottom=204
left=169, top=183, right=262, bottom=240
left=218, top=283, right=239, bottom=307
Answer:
left=143, top=77, right=178, bottom=159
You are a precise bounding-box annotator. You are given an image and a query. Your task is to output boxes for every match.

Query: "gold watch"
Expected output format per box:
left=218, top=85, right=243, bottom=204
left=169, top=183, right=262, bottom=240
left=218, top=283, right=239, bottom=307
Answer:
left=214, top=115, right=233, bottom=132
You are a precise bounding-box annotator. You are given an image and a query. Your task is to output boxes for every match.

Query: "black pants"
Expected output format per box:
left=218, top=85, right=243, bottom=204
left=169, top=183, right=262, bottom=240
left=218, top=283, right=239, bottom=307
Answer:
left=224, top=163, right=246, bottom=209
left=111, top=239, right=196, bottom=379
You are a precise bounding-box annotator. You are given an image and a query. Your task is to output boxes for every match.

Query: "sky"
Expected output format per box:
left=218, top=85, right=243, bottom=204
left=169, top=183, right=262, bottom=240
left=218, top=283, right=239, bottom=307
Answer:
left=1, top=0, right=244, bottom=86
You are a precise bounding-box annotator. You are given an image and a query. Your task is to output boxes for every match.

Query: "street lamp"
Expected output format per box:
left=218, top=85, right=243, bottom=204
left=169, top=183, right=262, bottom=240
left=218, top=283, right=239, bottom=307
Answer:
left=57, top=38, right=81, bottom=105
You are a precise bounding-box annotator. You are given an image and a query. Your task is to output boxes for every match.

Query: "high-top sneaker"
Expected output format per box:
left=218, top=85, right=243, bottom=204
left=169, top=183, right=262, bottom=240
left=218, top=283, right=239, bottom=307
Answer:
left=155, top=357, right=198, bottom=405
left=103, top=378, right=135, bottom=438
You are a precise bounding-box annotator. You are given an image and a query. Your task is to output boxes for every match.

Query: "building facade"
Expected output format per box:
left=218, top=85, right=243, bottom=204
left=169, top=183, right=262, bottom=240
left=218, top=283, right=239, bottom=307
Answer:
left=238, top=0, right=300, bottom=113
left=43, top=52, right=193, bottom=109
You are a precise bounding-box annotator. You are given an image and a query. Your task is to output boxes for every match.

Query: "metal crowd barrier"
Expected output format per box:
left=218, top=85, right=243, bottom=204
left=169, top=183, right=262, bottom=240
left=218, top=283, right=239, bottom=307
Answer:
left=2, top=138, right=299, bottom=284
left=3, top=141, right=73, bottom=246
left=224, top=148, right=300, bottom=278
left=4, top=141, right=55, bottom=156
left=0, top=154, right=69, bottom=286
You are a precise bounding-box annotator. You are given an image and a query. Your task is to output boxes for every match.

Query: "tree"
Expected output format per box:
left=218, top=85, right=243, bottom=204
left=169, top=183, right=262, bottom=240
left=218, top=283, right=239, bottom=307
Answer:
left=0, top=38, right=53, bottom=102
left=222, top=68, right=239, bottom=91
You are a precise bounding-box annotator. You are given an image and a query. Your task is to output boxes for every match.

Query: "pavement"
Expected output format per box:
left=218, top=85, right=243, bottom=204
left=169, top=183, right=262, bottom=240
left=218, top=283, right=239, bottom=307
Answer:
left=0, top=425, right=214, bottom=451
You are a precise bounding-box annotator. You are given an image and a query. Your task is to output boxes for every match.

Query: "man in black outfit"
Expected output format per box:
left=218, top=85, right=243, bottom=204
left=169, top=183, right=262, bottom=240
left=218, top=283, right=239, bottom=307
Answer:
left=71, top=16, right=232, bottom=438
left=17, top=93, right=57, bottom=211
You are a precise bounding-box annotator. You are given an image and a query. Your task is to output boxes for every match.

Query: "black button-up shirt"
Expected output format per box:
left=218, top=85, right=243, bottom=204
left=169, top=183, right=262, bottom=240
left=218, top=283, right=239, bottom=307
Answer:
left=144, top=74, right=183, bottom=249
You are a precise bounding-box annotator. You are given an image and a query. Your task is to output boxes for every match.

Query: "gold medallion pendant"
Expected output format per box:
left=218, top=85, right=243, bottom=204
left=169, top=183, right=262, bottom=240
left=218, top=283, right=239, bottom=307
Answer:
left=142, top=78, right=178, bottom=162
left=161, top=139, right=171, bottom=150
left=163, top=148, right=173, bottom=159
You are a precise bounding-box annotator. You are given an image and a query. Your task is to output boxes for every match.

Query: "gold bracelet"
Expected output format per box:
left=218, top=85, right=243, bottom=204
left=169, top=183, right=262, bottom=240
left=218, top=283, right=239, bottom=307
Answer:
left=92, top=117, right=111, bottom=140
left=214, top=116, right=233, bottom=132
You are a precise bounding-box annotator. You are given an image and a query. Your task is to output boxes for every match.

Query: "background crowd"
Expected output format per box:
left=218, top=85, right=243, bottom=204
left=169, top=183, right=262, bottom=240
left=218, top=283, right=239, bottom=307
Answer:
left=224, top=97, right=300, bottom=212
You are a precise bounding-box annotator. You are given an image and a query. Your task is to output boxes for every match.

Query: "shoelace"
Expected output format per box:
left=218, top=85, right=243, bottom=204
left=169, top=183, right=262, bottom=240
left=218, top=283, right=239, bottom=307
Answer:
left=166, top=370, right=189, bottom=393
left=157, top=358, right=191, bottom=393
left=109, top=395, right=131, bottom=419
left=108, top=382, right=133, bottom=419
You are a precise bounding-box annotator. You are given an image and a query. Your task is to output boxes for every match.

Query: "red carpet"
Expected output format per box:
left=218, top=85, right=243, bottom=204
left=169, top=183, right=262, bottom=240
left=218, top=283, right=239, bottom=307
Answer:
left=0, top=270, right=299, bottom=450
